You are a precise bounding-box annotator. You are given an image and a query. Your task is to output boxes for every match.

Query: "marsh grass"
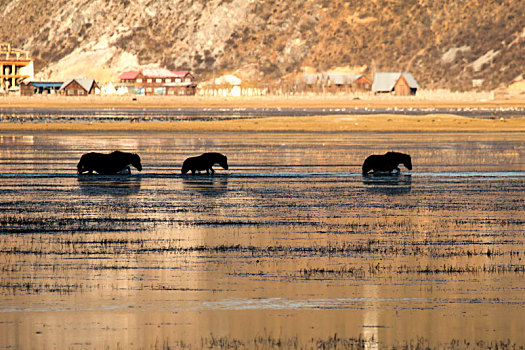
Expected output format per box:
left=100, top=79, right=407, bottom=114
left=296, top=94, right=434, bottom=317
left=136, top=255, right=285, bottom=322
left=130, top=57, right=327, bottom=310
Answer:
left=105, top=334, right=524, bottom=350
left=200, top=333, right=368, bottom=350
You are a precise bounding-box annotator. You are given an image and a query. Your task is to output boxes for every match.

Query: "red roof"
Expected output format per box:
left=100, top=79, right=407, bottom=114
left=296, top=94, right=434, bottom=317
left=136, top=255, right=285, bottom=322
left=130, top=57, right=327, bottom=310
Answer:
left=119, top=69, right=192, bottom=80
left=119, top=71, right=139, bottom=80
left=171, top=71, right=190, bottom=78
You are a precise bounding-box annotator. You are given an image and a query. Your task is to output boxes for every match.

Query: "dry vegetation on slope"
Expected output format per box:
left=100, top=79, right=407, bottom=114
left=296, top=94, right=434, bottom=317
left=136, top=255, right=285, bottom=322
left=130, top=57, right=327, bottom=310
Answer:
left=1, top=0, right=524, bottom=91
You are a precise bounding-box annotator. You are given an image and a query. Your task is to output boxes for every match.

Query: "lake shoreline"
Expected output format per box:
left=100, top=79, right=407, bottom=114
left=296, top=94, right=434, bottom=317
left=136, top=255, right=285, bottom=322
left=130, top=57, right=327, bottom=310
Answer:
left=1, top=95, right=525, bottom=132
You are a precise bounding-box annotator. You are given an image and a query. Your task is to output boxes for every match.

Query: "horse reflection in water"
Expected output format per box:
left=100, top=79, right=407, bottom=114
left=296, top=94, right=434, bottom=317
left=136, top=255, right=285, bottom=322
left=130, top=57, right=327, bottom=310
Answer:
left=78, top=175, right=142, bottom=197
left=363, top=173, right=412, bottom=195
left=182, top=175, right=228, bottom=196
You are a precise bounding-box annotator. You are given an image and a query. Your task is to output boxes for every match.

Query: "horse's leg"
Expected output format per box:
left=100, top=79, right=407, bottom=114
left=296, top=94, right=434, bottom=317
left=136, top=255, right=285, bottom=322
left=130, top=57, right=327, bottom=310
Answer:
left=117, top=166, right=131, bottom=175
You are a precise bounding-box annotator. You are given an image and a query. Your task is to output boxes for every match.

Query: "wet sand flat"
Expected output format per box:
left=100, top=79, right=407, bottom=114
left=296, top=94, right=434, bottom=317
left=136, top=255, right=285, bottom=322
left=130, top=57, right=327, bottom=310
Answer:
left=0, top=130, right=524, bottom=348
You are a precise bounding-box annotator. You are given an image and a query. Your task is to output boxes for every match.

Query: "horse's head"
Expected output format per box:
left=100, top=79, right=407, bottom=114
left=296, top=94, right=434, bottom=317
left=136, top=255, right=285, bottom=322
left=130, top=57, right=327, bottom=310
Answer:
left=131, top=153, right=142, bottom=171
left=400, top=154, right=412, bottom=170
left=390, top=152, right=412, bottom=170
left=362, top=163, right=372, bottom=175
left=181, top=158, right=191, bottom=174
left=77, top=161, right=84, bottom=174
left=403, top=155, right=412, bottom=170
left=219, top=155, right=228, bottom=170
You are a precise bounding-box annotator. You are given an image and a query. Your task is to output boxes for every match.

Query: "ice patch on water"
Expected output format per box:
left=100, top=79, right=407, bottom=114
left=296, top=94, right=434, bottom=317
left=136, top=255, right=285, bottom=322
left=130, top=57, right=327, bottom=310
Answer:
left=191, top=297, right=439, bottom=311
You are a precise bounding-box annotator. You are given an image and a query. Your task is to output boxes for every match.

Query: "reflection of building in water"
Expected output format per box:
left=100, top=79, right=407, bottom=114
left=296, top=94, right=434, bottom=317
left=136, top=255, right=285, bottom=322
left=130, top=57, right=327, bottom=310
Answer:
left=362, top=284, right=380, bottom=350
left=0, top=43, right=34, bottom=92
left=63, top=138, right=141, bottom=151
left=0, top=135, right=34, bottom=145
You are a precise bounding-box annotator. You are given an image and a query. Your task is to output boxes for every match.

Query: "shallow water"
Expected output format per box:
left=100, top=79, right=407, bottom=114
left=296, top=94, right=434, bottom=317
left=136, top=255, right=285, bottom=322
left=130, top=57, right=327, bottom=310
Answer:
left=1, top=106, right=525, bottom=122
left=0, top=130, right=524, bottom=348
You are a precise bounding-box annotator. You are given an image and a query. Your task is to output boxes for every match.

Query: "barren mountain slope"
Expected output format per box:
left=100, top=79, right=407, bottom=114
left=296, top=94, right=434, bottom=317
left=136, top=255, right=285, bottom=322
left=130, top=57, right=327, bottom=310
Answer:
left=1, top=0, right=523, bottom=90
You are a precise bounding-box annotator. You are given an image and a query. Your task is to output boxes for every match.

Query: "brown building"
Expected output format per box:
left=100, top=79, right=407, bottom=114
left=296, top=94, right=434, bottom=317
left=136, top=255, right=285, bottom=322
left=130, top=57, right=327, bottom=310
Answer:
left=119, top=68, right=197, bottom=96
left=372, top=72, right=418, bottom=96
left=59, top=78, right=100, bottom=96
left=301, top=73, right=372, bottom=94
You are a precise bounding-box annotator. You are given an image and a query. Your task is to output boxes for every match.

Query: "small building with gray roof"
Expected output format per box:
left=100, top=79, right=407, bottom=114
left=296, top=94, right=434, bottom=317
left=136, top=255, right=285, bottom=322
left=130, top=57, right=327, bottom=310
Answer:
left=300, top=73, right=372, bottom=94
left=59, top=78, right=100, bottom=96
left=372, top=72, right=418, bottom=96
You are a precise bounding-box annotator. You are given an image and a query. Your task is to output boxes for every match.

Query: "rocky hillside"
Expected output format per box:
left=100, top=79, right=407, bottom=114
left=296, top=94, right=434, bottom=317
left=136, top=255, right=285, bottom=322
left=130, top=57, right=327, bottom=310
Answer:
left=1, top=0, right=524, bottom=91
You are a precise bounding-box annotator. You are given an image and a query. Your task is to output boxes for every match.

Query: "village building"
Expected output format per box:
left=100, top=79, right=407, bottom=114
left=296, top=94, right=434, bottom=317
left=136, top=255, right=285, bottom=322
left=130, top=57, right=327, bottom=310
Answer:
left=198, top=74, right=268, bottom=97
left=0, top=43, right=34, bottom=93
left=59, top=78, right=100, bottom=96
left=300, top=73, right=372, bottom=94
left=119, top=68, right=197, bottom=96
left=20, top=81, right=63, bottom=96
left=372, top=72, right=418, bottom=96
left=213, top=75, right=242, bottom=97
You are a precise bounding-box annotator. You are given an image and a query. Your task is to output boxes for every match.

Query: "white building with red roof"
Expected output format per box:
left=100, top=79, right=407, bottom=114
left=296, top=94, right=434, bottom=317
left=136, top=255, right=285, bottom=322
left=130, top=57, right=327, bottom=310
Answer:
left=118, top=68, right=196, bottom=95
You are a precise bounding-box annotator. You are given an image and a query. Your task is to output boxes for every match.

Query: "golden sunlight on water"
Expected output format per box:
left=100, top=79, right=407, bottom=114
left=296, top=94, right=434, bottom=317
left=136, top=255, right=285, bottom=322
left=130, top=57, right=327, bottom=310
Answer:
left=0, top=130, right=524, bottom=348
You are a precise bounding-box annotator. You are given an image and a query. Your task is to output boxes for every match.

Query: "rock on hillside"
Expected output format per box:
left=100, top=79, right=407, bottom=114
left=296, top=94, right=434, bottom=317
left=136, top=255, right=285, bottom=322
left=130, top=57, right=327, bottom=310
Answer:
left=1, top=0, right=524, bottom=91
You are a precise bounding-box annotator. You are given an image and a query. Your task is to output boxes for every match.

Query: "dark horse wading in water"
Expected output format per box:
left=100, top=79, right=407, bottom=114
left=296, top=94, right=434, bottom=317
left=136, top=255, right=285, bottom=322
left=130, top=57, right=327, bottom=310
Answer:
left=362, top=152, right=412, bottom=175
left=77, top=151, right=143, bottom=174
left=181, top=152, right=228, bottom=175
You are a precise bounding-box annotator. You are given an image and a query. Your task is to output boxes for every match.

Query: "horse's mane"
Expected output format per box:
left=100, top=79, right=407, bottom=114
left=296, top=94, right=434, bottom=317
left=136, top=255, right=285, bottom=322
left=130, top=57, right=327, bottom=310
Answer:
left=111, top=151, right=135, bottom=157
left=386, top=151, right=409, bottom=160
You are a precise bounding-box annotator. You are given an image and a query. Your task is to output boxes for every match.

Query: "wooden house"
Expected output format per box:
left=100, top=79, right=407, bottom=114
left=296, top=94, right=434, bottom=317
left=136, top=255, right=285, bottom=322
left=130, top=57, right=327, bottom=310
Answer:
left=118, top=68, right=197, bottom=96
left=59, top=78, right=100, bottom=96
left=301, top=73, right=372, bottom=94
left=301, top=74, right=323, bottom=94
left=352, top=75, right=373, bottom=92
left=372, top=72, right=418, bottom=96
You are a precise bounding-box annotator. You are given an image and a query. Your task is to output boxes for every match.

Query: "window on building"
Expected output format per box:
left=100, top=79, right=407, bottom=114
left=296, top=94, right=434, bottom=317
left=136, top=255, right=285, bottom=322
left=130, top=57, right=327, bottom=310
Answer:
left=147, top=79, right=152, bottom=83
left=67, top=89, right=74, bottom=95
left=78, top=90, right=85, bottom=95
left=166, top=79, right=172, bottom=83
left=136, top=78, right=143, bottom=83
left=156, top=78, right=162, bottom=83
left=176, top=78, right=181, bottom=83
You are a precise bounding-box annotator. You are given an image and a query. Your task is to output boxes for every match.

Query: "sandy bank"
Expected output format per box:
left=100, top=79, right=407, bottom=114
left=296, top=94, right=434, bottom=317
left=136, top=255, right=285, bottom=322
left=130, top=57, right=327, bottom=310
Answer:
left=1, top=114, right=524, bottom=132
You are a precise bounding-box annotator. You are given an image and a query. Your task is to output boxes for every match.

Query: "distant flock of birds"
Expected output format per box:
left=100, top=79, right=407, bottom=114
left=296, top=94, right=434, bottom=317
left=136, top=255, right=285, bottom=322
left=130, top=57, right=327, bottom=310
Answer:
left=77, top=150, right=412, bottom=176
